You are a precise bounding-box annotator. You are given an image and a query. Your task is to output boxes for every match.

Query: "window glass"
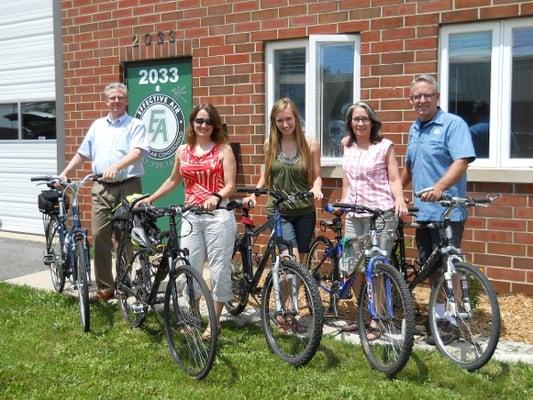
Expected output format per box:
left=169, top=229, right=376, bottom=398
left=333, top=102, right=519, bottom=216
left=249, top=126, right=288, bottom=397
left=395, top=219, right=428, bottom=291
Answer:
left=510, top=27, right=533, bottom=158
left=0, top=103, right=19, bottom=140
left=317, top=43, right=354, bottom=158
left=449, top=31, right=491, bottom=158
left=274, top=48, right=306, bottom=123
left=21, top=101, right=56, bottom=140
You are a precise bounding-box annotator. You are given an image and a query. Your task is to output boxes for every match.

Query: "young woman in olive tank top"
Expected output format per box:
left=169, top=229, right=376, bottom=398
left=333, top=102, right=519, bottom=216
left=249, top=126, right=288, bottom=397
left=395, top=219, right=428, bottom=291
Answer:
left=247, top=97, right=323, bottom=262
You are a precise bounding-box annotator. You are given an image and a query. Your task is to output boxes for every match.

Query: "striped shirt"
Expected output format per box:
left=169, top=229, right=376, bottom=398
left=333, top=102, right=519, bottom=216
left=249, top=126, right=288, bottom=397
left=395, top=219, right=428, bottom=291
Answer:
left=341, top=138, right=395, bottom=216
left=179, top=143, right=224, bottom=206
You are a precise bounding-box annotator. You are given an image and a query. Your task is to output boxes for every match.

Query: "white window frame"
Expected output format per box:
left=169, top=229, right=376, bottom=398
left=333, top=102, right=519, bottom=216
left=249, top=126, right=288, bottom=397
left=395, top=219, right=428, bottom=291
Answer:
left=265, top=35, right=360, bottom=167
left=440, top=18, right=533, bottom=181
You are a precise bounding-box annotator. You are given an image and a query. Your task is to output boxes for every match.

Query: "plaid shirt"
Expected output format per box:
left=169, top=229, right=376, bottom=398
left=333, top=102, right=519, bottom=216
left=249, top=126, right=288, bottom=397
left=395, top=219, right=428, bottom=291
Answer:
left=342, top=138, right=395, bottom=216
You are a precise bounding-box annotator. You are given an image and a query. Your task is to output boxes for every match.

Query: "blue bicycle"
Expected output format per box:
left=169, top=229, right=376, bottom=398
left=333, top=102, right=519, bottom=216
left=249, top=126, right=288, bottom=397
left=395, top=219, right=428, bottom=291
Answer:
left=32, top=174, right=100, bottom=332
left=306, top=203, right=415, bottom=378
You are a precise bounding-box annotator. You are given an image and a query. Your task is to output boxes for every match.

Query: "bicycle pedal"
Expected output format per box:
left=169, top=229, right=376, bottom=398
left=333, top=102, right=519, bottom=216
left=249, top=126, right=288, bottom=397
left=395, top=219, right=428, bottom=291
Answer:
left=43, top=254, right=55, bottom=265
left=132, top=303, right=146, bottom=314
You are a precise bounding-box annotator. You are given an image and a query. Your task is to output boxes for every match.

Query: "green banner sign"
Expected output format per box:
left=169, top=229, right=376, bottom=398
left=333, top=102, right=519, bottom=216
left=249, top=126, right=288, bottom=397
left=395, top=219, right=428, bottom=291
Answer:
left=125, top=58, right=192, bottom=205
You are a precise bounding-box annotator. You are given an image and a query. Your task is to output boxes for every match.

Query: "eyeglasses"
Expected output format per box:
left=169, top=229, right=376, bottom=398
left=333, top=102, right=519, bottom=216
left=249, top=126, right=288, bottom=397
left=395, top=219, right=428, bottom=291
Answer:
left=194, top=118, right=214, bottom=126
left=410, top=93, right=437, bottom=101
left=108, top=96, right=125, bottom=102
left=352, top=117, right=371, bottom=124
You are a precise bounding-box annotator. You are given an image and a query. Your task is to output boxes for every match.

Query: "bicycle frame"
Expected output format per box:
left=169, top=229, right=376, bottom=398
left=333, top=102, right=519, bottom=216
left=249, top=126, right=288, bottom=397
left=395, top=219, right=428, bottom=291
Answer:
left=236, top=207, right=298, bottom=313
left=315, top=204, right=395, bottom=320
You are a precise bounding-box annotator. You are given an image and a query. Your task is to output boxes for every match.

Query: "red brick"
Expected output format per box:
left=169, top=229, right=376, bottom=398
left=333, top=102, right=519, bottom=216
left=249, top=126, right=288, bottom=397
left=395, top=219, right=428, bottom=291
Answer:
left=511, top=283, right=533, bottom=296
left=485, top=266, right=524, bottom=281
left=417, top=0, right=453, bottom=13
left=442, top=9, right=479, bottom=24
left=480, top=4, right=520, bottom=19
left=455, top=0, right=491, bottom=7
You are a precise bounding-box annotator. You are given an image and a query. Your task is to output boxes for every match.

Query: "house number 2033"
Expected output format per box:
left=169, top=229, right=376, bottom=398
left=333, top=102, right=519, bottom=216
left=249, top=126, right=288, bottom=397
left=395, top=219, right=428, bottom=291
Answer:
left=138, top=67, right=180, bottom=85
left=132, top=30, right=176, bottom=47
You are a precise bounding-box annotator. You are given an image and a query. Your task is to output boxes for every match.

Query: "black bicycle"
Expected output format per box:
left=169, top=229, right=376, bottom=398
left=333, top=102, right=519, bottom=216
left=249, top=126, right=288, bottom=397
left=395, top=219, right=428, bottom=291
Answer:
left=113, top=195, right=217, bottom=380
left=391, top=189, right=501, bottom=371
left=225, top=187, right=324, bottom=366
left=31, top=174, right=100, bottom=332
left=306, top=203, right=415, bottom=378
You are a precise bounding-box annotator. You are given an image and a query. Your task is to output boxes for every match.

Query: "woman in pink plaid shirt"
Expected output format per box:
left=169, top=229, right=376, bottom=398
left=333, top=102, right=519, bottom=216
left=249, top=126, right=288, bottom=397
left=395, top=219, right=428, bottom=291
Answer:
left=341, top=101, right=407, bottom=256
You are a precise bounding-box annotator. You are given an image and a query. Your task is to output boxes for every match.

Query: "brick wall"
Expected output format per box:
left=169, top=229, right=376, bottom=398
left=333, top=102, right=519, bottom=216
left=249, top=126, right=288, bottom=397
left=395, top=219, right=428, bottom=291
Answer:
left=61, top=0, right=533, bottom=295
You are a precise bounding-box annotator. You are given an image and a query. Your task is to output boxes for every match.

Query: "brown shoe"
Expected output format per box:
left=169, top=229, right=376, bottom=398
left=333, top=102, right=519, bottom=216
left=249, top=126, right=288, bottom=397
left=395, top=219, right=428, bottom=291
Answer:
left=90, top=289, right=114, bottom=302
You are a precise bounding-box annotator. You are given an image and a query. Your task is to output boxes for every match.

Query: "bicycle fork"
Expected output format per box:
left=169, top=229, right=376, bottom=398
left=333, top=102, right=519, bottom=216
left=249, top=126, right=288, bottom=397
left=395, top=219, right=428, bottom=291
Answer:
left=365, top=256, right=393, bottom=321
left=442, top=255, right=471, bottom=321
left=271, top=255, right=299, bottom=315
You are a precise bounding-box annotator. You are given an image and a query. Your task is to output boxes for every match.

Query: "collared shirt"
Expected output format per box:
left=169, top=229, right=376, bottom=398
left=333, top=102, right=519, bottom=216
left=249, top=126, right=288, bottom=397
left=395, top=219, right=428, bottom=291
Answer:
left=78, top=112, right=150, bottom=182
left=406, top=108, right=475, bottom=222
left=342, top=138, right=395, bottom=216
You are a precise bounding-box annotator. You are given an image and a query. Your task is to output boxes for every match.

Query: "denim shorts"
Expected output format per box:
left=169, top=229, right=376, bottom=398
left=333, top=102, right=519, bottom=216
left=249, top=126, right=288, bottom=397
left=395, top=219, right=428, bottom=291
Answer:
left=269, top=211, right=316, bottom=254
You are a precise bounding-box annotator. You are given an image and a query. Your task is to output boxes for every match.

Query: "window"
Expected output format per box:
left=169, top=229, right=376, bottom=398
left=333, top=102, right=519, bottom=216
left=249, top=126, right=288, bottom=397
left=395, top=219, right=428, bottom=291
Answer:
left=0, top=101, right=56, bottom=141
left=266, top=35, right=360, bottom=165
left=440, top=19, right=533, bottom=170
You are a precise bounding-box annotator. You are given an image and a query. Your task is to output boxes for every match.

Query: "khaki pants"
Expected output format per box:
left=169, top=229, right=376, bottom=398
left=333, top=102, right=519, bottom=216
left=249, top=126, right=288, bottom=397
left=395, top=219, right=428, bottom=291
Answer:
left=91, top=178, right=142, bottom=292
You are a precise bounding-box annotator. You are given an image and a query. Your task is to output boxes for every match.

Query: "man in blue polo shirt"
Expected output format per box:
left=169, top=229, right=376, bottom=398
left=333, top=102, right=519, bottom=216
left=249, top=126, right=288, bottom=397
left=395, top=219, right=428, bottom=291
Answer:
left=60, top=82, right=150, bottom=301
left=401, top=74, right=475, bottom=343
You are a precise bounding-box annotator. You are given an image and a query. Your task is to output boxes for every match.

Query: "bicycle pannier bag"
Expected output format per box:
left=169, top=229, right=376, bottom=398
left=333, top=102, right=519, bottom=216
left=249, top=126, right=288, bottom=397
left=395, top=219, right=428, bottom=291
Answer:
left=38, top=190, right=62, bottom=214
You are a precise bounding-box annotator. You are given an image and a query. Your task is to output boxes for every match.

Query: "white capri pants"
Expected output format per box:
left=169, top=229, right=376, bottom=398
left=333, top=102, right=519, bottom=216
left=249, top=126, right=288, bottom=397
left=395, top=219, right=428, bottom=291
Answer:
left=180, top=208, right=237, bottom=303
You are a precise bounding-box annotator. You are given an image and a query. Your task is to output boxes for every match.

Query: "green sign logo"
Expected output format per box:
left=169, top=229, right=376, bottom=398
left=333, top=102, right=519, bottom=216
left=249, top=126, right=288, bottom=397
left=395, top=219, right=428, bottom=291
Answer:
left=135, top=93, right=185, bottom=168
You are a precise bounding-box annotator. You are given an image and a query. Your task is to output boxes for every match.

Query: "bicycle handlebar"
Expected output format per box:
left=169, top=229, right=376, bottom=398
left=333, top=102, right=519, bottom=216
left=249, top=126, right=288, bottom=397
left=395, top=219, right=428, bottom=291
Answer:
left=414, top=187, right=500, bottom=208
left=235, top=186, right=313, bottom=204
left=327, top=202, right=393, bottom=216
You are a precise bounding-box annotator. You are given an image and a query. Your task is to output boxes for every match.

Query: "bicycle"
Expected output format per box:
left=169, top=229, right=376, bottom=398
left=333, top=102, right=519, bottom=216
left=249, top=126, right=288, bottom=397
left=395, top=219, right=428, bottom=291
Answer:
left=225, top=187, right=324, bottom=366
left=113, top=195, right=218, bottom=380
left=305, top=203, right=415, bottom=378
left=391, top=189, right=501, bottom=371
left=31, top=174, right=100, bottom=332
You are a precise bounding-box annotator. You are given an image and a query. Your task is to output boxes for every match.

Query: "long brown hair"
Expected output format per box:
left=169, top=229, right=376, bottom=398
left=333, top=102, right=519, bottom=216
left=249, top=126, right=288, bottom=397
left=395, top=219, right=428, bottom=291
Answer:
left=186, top=103, right=227, bottom=146
left=264, top=98, right=311, bottom=186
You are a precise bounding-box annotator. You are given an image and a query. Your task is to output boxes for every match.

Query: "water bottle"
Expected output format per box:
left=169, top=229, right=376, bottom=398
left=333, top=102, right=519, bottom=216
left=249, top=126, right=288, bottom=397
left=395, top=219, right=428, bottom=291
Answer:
left=339, top=237, right=357, bottom=277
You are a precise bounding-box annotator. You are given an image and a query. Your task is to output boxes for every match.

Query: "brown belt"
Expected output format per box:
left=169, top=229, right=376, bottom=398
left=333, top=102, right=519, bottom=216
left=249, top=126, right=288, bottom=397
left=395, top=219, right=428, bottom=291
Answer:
left=100, top=176, right=140, bottom=187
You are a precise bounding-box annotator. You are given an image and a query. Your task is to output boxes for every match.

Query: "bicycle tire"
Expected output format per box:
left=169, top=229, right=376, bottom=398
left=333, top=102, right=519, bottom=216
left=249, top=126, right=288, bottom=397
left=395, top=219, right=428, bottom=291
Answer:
left=115, top=236, right=149, bottom=328
left=163, top=262, right=217, bottom=380
left=306, top=236, right=337, bottom=313
left=357, top=261, right=415, bottom=378
left=261, top=258, right=324, bottom=366
left=428, top=262, right=500, bottom=371
left=225, top=243, right=249, bottom=315
left=75, top=239, right=90, bottom=332
left=45, top=216, right=66, bottom=292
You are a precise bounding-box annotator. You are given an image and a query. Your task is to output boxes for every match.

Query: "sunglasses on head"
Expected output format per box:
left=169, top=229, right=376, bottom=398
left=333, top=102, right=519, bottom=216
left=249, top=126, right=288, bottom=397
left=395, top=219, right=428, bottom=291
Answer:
left=194, top=118, right=214, bottom=126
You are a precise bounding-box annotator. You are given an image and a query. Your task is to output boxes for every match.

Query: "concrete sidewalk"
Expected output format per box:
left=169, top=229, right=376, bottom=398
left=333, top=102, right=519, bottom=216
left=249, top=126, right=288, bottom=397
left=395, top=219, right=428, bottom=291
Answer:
left=1, top=231, right=532, bottom=365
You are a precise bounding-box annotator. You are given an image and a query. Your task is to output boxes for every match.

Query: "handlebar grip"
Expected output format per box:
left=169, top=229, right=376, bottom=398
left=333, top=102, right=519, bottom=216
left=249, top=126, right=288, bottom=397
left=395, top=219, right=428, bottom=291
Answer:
left=472, top=198, right=493, bottom=204
left=30, top=176, right=52, bottom=182
left=414, top=187, right=434, bottom=197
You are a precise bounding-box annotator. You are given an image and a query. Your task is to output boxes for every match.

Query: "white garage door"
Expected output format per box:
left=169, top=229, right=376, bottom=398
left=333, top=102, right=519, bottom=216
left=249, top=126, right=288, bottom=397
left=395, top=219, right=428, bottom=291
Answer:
left=0, top=1, right=57, bottom=234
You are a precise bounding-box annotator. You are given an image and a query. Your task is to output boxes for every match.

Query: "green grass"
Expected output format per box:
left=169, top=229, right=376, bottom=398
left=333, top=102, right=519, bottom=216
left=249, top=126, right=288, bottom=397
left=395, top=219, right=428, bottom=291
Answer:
left=1, top=282, right=532, bottom=400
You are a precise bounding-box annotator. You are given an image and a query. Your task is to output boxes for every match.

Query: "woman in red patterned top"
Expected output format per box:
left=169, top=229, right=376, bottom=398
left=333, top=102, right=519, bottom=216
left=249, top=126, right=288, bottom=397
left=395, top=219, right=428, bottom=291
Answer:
left=145, top=104, right=237, bottom=339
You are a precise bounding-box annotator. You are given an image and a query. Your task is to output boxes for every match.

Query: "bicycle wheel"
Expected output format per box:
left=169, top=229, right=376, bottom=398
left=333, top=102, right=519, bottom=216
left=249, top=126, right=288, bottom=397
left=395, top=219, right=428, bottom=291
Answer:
left=261, top=258, right=324, bottom=366
left=358, top=261, right=415, bottom=378
left=115, top=237, right=149, bottom=328
left=75, top=239, right=90, bottom=332
left=225, top=244, right=249, bottom=315
left=428, top=262, right=500, bottom=371
left=45, top=215, right=66, bottom=292
left=306, top=236, right=336, bottom=312
left=163, top=262, right=217, bottom=380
